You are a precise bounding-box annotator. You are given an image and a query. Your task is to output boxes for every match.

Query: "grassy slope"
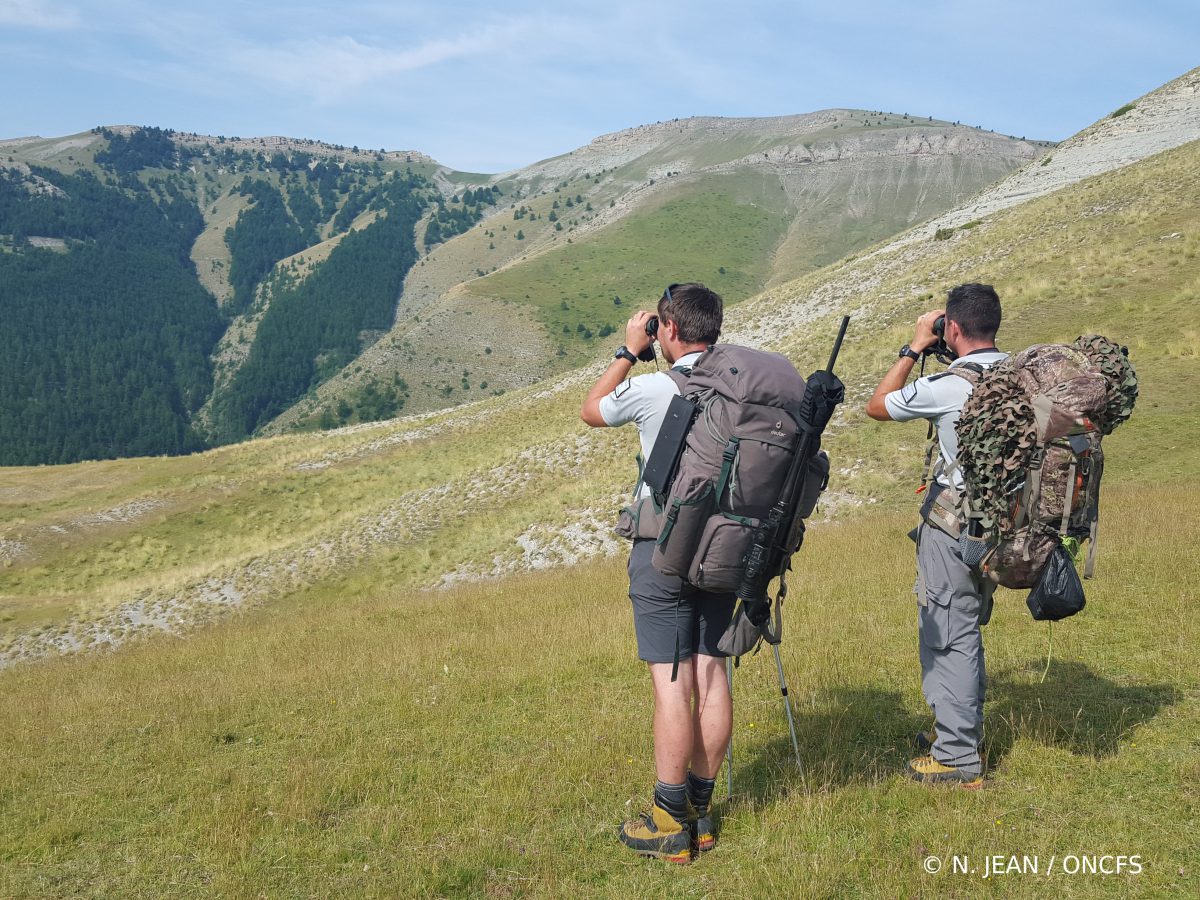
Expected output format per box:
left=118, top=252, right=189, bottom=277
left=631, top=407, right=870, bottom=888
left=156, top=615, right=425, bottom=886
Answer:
left=746, top=139, right=1200, bottom=497
left=469, top=171, right=790, bottom=364
left=3, top=140, right=1196, bottom=643
left=1, top=489, right=1195, bottom=897
left=1, top=139, right=1198, bottom=896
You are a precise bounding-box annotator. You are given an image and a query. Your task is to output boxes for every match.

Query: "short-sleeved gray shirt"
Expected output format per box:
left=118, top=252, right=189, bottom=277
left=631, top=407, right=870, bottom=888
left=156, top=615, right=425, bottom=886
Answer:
left=599, top=351, right=703, bottom=499
left=884, top=350, right=1008, bottom=488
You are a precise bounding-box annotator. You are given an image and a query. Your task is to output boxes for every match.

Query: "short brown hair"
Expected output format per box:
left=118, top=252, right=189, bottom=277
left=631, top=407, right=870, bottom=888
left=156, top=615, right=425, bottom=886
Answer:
left=946, top=283, right=1001, bottom=340
left=657, top=282, right=723, bottom=344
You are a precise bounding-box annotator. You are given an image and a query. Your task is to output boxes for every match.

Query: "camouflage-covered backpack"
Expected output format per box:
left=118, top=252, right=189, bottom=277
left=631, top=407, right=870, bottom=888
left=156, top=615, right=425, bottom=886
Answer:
left=954, top=335, right=1138, bottom=589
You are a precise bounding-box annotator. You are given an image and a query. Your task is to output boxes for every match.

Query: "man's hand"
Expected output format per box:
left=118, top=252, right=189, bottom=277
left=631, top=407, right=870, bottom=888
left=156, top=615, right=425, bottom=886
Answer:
left=625, top=311, right=655, bottom=357
left=864, top=307, right=943, bottom=421
left=580, top=311, right=656, bottom=427
left=911, top=309, right=945, bottom=354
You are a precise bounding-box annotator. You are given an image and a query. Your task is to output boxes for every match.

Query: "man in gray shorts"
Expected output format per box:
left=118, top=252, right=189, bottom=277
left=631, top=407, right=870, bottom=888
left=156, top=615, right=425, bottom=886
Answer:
left=581, top=283, right=733, bottom=862
left=866, top=283, right=1008, bottom=786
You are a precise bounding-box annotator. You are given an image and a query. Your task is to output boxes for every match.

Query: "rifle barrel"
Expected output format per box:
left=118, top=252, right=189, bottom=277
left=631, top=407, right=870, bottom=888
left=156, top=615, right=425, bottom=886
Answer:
left=826, top=315, right=851, bottom=373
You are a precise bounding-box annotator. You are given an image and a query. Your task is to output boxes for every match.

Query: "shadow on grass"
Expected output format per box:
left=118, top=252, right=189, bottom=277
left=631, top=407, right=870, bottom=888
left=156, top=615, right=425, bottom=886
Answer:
left=727, top=660, right=1177, bottom=807
left=983, top=659, right=1178, bottom=769
left=730, top=686, right=928, bottom=808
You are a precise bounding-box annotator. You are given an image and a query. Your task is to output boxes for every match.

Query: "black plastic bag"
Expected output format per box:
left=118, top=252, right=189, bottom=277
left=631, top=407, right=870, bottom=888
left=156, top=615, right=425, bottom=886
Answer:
left=1026, top=544, right=1086, bottom=621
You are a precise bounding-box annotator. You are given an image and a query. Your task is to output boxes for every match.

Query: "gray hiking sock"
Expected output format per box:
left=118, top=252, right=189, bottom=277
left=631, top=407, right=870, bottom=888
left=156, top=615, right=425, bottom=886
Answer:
left=686, top=771, right=716, bottom=817
left=653, top=780, right=688, bottom=823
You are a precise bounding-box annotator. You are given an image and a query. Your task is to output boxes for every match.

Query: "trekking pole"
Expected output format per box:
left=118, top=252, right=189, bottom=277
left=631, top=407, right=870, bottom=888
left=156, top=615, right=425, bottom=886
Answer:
left=761, top=593, right=805, bottom=779
left=771, top=641, right=803, bottom=777
left=725, top=657, right=735, bottom=799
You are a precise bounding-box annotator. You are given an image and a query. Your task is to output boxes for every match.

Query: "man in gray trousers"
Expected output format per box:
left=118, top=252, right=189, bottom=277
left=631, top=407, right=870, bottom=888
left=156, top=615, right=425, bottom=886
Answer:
left=866, top=283, right=1007, bottom=785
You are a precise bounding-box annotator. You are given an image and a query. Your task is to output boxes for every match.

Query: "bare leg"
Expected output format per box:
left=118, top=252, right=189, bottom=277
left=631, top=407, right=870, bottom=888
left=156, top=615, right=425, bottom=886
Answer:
left=690, top=653, right=733, bottom=779
left=649, top=660, right=695, bottom=784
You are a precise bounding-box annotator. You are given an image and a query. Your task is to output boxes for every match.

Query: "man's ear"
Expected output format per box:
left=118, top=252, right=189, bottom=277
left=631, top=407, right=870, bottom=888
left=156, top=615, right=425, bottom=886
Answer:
left=945, top=317, right=961, bottom=344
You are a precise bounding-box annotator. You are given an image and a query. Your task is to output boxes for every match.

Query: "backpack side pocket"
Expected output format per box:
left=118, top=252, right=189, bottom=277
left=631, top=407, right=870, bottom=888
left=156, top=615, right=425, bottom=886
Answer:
left=652, top=476, right=716, bottom=577
left=615, top=495, right=666, bottom=541
left=687, top=514, right=758, bottom=592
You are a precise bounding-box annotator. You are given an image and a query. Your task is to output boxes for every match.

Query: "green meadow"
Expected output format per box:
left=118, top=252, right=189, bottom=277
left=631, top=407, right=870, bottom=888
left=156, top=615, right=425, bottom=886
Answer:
left=2, top=487, right=1195, bottom=897
left=465, top=172, right=790, bottom=365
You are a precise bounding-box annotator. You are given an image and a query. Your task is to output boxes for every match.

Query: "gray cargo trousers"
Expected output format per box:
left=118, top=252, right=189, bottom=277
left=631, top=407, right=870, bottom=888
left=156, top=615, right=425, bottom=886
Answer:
left=916, top=522, right=995, bottom=777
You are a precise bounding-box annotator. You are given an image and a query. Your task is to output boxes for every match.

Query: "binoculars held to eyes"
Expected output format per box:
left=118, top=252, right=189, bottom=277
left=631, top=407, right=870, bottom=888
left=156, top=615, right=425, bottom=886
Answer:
left=637, top=316, right=660, bottom=362
left=925, top=314, right=955, bottom=364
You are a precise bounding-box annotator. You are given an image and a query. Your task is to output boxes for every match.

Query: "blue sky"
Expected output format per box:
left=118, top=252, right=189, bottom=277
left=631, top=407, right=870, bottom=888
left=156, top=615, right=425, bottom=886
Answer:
left=2, top=0, right=1197, bottom=173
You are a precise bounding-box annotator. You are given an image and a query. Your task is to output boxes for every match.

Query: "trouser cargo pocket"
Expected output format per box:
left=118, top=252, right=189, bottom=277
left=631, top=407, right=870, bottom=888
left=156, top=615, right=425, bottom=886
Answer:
left=919, top=586, right=954, bottom=651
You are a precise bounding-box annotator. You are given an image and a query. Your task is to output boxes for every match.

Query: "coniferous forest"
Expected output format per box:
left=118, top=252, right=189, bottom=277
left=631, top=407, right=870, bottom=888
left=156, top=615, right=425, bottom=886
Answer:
left=210, top=173, right=428, bottom=441
left=0, top=128, right=443, bottom=466
left=0, top=166, right=222, bottom=465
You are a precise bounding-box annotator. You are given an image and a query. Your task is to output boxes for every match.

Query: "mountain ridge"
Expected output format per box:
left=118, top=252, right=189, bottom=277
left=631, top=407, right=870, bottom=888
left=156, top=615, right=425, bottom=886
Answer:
left=281, top=113, right=1042, bottom=432
left=2, top=109, right=1045, bottom=459
left=3, top=80, right=1198, bottom=663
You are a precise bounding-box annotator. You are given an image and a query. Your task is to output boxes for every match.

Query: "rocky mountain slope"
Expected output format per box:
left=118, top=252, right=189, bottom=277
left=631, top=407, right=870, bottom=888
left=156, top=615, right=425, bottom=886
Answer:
left=2, top=112, right=1044, bottom=459
left=2, top=67, right=1198, bottom=667
left=883, top=67, right=1200, bottom=248
left=274, top=113, right=1044, bottom=431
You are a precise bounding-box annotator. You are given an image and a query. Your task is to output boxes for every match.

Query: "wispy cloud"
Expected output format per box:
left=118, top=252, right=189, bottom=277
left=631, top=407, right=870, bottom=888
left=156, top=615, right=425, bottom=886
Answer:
left=3, top=0, right=1197, bottom=171
left=207, top=16, right=560, bottom=104
left=0, top=0, right=80, bottom=28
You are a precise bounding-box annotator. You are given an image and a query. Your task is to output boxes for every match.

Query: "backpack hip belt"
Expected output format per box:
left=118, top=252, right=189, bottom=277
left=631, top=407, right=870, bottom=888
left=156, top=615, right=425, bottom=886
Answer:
left=919, top=481, right=965, bottom=540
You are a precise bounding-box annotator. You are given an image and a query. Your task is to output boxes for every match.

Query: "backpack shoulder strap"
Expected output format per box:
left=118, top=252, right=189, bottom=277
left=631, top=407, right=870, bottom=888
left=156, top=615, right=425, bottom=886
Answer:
left=918, top=361, right=988, bottom=496
left=945, top=361, right=986, bottom=388
left=666, top=365, right=692, bottom=392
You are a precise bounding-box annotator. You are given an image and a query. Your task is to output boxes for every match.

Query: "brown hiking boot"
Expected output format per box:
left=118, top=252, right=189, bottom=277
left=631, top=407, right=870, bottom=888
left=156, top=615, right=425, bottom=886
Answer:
left=618, top=804, right=692, bottom=863
left=906, top=755, right=983, bottom=789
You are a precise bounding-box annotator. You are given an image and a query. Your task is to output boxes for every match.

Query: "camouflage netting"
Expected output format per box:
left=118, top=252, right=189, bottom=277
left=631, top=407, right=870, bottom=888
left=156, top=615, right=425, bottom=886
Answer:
left=956, top=338, right=1139, bottom=536
left=956, top=357, right=1036, bottom=532
left=1072, top=334, right=1139, bottom=435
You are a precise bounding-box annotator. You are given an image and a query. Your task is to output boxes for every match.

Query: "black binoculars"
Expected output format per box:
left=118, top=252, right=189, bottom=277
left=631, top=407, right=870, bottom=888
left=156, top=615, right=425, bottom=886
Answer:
left=924, top=315, right=954, bottom=363
left=637, top=316, right=660, bottom=362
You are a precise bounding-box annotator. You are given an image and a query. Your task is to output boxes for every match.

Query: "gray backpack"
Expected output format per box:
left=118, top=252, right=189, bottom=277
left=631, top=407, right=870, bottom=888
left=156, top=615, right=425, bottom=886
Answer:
left=616, top=345, right=829, bottom=591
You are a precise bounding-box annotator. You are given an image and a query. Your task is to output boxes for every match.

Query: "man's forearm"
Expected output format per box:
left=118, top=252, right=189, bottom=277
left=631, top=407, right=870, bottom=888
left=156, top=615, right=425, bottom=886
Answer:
left=581, top=357, right=635, bottom=426
left=865, top=357, right=917, bottom=421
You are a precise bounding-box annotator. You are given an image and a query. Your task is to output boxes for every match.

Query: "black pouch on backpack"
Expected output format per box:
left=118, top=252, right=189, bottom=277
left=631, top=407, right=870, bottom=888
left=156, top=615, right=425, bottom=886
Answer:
left=1026, top=544, right=1086, bottom=621
left=642, top=394, right=699, bottom=500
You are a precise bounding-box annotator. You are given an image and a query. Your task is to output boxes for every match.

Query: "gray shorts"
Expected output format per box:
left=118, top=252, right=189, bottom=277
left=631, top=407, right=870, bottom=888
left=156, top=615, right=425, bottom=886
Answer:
left=627, top=539, right=737, bottom=664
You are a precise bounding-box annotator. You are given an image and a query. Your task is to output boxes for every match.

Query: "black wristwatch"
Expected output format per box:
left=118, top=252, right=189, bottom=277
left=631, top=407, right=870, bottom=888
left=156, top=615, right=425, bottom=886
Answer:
left=614, top=346, right=638, bottom=364
left=898, top=344, right=921, bottom=361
